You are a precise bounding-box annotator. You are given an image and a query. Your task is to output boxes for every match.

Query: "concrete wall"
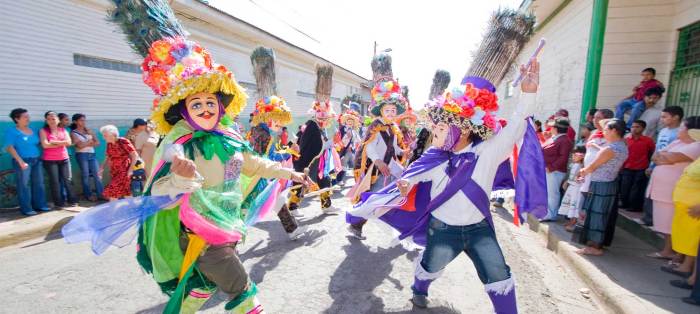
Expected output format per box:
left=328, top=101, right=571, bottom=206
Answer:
left=497, top=0, right=594, bottom=128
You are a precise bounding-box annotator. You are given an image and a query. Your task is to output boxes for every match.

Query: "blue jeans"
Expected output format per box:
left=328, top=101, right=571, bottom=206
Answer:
left=75, top=152, right=103, bottom=199
left=615, top=98, right=645, bottom=129
left=546, top=171, right=567, bottom=220
left=413, top=217, right=511, bottom=296
left=13, top=157, right=49, bottom=214
left=44, top=159, right=77, bottom=206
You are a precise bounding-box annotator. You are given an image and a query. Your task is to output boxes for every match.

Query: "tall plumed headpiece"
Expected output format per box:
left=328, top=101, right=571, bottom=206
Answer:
left=109, top=0, right=247, bottom=134
left=464, top=8, right=535, bottom=86
left=426, top=77, right=502, bottom=139
left=250, top=47, right=291, bottom=126
left=369, top=54, right=406, bottom=117
left=429, top=70, right=451, bottom=100
left=310, top=64, right=337, bottom=120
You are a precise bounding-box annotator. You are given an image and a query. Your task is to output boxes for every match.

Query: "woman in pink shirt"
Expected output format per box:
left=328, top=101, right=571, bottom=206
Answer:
left=40, top=111, right=77, bottom=208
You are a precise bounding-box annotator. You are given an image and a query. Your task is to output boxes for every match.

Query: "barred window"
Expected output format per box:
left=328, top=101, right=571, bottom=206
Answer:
left=73, top=54, right=141, bottom=74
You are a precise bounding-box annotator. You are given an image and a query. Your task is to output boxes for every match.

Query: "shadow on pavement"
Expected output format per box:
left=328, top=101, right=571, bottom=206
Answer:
left=323, top=238, right=409, bottom=314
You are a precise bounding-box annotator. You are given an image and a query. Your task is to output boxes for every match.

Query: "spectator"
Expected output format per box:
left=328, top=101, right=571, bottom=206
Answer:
left=280, top=126, right=289, bottom=146
left=580, top=109, right=615, bottom=208
left=669, top=133, right=700, bottom=303
left=577, top=119, right=629, bottom=256
left=554, top=109, right=577, bottom=141
left=126, top=118, right=147, bottom=145
left=69, top=114, right=103, bottom=202
left=534, top=120, right=546, bottom=143
left=40, top=111, right=77, bottom=208
left=642, top=106, right=684, bottom=225
left=132, top=119, right=157, bottom=178
left=100, top=125, right=139, bottom=201
left=559, top=145, right=585, bottom=230
left=621, top=86, right=666, bottom=131
left=619, top=120, right=655, bottom=211
left=3, top=108, right=49, bottom=215
left=585, top=108, right=597, bottom=124
left=577, top=122, right=595, bottom=148
left=57, top=112, right=72, bottom=203
left=542, top=117, right=574, bottom=221
left=614, top=68, right=665, bottom=127
left=58, top=113, right=70, bottom=129
left=646, top=116, right=700, bottom=263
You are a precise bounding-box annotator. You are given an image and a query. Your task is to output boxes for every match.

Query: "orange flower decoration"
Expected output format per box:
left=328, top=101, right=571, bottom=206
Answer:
left=474, top=90, right=499, bottom=112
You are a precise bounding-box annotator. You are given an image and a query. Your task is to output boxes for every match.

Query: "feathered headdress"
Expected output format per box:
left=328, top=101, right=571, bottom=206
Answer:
left=463, top=8, right=535, bottom=86
left=428, top=70, right=451, bottom=100
left=310, top=64, right=336, bottom=120
left=250, top=47, right=291, bottom=126
left=369, top=54, right=406, bottom=117
left=109, top=0, right=247, bottom=134
left=426, top=78, right=502, bottom=139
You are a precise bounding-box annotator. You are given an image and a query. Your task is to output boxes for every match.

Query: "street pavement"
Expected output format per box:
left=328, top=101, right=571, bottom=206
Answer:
left=0, top=186, right=603, bottom=313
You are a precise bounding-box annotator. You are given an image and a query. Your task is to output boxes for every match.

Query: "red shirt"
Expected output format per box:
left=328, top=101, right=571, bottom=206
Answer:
left=633, top=79, right=663, bottom=101
left=623, top=134, right=655, bottom=170
left=542, top=134, right=574, bottom=173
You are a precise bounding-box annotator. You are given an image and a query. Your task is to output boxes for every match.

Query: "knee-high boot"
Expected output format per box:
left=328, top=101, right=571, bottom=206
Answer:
left=485, top=277, right=517, bottom=314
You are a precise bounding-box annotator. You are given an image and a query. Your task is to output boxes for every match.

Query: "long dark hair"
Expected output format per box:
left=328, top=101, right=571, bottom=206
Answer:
left=69, top=113, right=86, bottom=131
left=684, top=116, right=700, bottom=130
left=43, top=111, right=58, bottom=132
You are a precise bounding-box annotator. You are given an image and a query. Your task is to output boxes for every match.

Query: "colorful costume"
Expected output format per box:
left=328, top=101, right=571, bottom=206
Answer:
left=334, top=102, right=362, bottom=182
left=246, top=46, right=306, bottom=239
left=289, top=65, right=342, bottom=214
left=346, top=77, right=547, bottom=313
left=61, top=2, right=300, bottom=313
left=396, top=86, right=417, bottom=153
left=348, top=54, right=408, bottom=239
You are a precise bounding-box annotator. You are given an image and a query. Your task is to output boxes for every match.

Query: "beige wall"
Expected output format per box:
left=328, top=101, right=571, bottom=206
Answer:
left=497, top=0, right=593, bottom=127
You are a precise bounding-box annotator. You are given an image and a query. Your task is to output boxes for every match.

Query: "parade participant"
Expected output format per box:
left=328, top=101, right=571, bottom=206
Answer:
left=246, top=46, right=307, bottom=240
left=348, top=53, right=409, bottom=239
left=347, top=60, right=547, bottom=312
left=409, top=70, right=451, bottom=165
left=334, top=102, right=362, bottom=182
left=397, top=86, right=418, bottom=154
left=62, top=2, right=307, bottom=313
left=289, top=64, right=343, bottom=215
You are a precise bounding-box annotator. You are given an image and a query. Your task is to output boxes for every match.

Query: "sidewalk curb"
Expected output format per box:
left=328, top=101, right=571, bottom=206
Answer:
left=0, top=212, right=76, bottom=248
left=526, top=215, right=658, bottom=314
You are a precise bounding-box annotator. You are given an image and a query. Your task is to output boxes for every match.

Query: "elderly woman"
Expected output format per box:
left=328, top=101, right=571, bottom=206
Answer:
left=577, top=119, right=629, bottom=256
left=647, top=116, right=700, bottom=273
left=99, top=125, right=138, bottom=201
left=3, top=108, right=50, bottom=215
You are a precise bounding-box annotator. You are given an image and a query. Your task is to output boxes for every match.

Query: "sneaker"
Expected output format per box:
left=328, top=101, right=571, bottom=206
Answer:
left=290, top=210, right=304, bottom=218
left=411, top=294, right=428, bottom=308
left=347, top=225, right=366, bottom=240
left=322, top=205, right=342, bottom=215
left=288, top=225, right=308, bottom=241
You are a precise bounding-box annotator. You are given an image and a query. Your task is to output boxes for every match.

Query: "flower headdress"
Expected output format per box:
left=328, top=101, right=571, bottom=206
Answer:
left=338, top=102, right=362, bottom=128
left=251, top=96, right=292, bottom=126
left=369, top=54, right=406, bottom=117
left=143, top=37, right=247, bottom=134
left=396, top=106, right=418, bottom=127
left=309, top=100, right=337, bottom=120
left=426, top=76, right=502, bottom=139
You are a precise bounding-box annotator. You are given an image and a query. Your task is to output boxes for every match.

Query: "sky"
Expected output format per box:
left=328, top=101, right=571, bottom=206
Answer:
left=209, top=0, right=523, bottom=108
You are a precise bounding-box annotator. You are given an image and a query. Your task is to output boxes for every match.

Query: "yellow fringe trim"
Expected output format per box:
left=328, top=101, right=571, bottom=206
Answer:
left=251, top=111, right=292, bottom=127
left=151, top=71, right=248, bottom=135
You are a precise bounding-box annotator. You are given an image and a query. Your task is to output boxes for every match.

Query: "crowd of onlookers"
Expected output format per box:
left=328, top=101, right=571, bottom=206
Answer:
left=534, top=67, right=700, bottom=306
left=3, top=108, right=158, bottom=216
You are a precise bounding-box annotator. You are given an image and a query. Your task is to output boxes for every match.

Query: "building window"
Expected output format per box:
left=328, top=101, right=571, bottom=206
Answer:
left=505, top=81, right=514, bottom=98
left=73, top=53, right=141, bottom=74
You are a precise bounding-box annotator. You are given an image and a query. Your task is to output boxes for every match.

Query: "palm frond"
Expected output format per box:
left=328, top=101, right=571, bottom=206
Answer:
left=251, top=46, right=277, bottom=98
left=429, top=69, right=451, bottom=100
left=315, top=64, right=334, bottom=102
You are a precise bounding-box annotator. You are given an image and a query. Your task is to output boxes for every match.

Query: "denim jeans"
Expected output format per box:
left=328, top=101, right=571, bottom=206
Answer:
left=13, top=158, right=49, bottom=214
left=615, top=98, right=645, bottom=129
left=413, top=217, right=511, bottom=296
left=44, top=159, right=76, bottom=206
left=546, top=171, right=567, bottom=220
left=75, top=152, right=103, bottom=199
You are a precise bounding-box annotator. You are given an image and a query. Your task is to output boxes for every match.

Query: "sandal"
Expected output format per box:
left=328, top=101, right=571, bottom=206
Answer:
left=576, top=247, right=603, bottom=256
left=660, top=265, right=692, bottom=278
left=645, top=252, right=673, bottom=260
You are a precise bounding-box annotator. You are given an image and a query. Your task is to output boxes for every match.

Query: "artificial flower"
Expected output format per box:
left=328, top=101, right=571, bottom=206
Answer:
left=474, top=89, right=498, bottom=112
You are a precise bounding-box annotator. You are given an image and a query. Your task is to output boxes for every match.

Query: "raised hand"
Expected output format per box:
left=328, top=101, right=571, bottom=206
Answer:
left=520, top=59, right=539, bottom=93
left=171, top=155, right=197, bottom=178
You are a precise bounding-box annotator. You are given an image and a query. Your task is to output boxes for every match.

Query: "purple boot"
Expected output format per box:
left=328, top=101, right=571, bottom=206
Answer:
left=486, top=278, right=518, bottom=314
left=411, top=277, right=433, bottom=308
